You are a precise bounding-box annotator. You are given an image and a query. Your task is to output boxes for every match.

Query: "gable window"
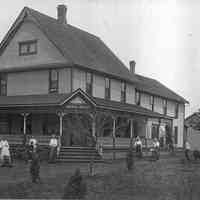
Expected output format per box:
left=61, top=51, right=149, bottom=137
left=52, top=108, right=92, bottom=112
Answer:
left=150, top=95, right=154, bottom=111
left=121, top=82, right=126, bottom=103
left=163, top=99, right=167, bottom=115
left=19, top=40, right=37, bottom=56
left=49, top=69, right=58, bottom=93
left=135, top=91, right=140, bottom=105
left=0, top=73, right=7, bottom=96
left=105, top=77, right=110, bottom=100
left=86, top=72, right=93, bottom=95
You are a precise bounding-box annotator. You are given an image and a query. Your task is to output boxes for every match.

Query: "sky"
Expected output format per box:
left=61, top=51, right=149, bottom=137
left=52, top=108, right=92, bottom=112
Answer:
left=0, top=0, right=199, bottom=116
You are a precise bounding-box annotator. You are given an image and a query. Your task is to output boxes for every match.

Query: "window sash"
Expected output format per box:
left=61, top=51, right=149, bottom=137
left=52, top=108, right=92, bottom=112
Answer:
left=135, top=91, right=140, bottom=105
left=19, top=40, right=37, bottom=56
left=0, top=74, right=7, bottom=96
left=49, top=70, right=58, bottom=93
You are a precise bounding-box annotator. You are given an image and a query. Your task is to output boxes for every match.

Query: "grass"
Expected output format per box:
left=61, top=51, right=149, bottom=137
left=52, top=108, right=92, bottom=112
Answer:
left=0, top=153, right=200, bottom=199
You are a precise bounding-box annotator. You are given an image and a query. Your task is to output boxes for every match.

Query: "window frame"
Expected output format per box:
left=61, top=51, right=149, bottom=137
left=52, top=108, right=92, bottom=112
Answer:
left=105, top=77, right=110, bottom=100
left=163, top=99, right=167, bottom=115
left=150, top=95, right=154, bottom=111
left=0, top=73, right=7, bottom=96
left=49, top=69, right=59, bottom=93
left=86, top=72, right=93, bottom=95
left=175, top=103, right=179, bottom=118
left=121, top=81, right=126, bottom=103
left=135, top=90, right=141, bottom=106
left=19, top=40, right=37, bottom=56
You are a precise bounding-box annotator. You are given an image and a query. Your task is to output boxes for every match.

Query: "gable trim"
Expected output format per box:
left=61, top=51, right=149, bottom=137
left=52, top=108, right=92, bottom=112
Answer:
left=60, top=88, right=96, bottom=107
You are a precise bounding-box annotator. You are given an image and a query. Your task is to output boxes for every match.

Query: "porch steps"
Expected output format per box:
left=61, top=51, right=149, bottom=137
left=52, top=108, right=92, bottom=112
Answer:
left=57, top=146, right=103, bottom=163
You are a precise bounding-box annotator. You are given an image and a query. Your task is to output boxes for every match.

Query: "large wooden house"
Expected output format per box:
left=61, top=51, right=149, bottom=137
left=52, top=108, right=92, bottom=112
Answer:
left=0, top=5, right=188, bottom=158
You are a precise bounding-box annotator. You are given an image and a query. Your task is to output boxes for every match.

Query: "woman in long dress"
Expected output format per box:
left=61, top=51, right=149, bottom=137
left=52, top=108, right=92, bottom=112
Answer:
left=1, top=140, right=12, bottom=167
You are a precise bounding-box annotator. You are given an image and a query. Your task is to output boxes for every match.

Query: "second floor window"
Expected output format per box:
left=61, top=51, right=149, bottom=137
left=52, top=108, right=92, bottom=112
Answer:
left=175, top=103, right=179, bottom=118
left=86, top=72, right=92, bottom=95
left=49, top=69, right=58, bottom=93
left=105, top=77, right=110, bottom=100
left=19, top=40, right=37, bottom=56
left=121, top=82, right=126, bottom=103
left=0, top=73, right=7, bottom=96
left=150, top=95, right=154, bottom=110
left=163, top=99, right=167, bottom=115
left=135, top=91, right=140, bottom=105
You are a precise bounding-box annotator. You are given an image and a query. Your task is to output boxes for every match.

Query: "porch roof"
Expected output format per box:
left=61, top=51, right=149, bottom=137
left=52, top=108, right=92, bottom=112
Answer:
left=0, top=89, right=171, bottom=119
left=94, top=97, right=172, bottom=119
left=0, top=93, right=71, bottom=107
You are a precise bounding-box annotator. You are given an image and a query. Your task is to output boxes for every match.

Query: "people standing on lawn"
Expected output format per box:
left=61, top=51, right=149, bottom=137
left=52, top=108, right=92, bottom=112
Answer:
left=48, top=134, right=58, bottom=163
left=134, top=136, right=143, bottom=158
left=30, top=152, right=41, bottom=183
left=185, top=140, right=191, bottom=161
left=28, top=136, right=38, bottom=161
left=153, top=137, right=160, bottom=160
left=0, top=139, right=12, bottom=167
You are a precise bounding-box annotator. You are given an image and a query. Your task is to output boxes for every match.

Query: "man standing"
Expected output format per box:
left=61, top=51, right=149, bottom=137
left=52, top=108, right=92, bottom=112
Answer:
left=153, top=138, right=160, bottom=160
left=185, top=140, right=191, bottom=161
left=49, top=134, right=58, bottom=163
left=134, top=136, right=143, bottom=158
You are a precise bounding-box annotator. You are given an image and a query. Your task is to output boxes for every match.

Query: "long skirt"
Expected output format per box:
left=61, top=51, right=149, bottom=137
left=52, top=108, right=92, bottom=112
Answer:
left=49, top=147, right=57, bottom=163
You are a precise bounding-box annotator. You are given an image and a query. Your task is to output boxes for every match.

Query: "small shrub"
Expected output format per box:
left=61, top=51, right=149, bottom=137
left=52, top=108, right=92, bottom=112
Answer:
left=63, top=168, right=87, bottom=199
left=126, top=148, right=134, bottom=171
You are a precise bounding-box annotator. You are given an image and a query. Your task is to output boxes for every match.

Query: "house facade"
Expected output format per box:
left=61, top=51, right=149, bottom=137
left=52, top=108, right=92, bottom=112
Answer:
left=0, top=5, right=188, bottom=149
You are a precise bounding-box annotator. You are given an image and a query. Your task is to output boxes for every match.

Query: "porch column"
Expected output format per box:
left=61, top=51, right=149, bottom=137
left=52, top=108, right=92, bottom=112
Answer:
left=112, top=116, right=116, bottom=160
left=56, top=111, right=65, bottom=149
left=57, top=112, right=65, bottom=137
left=130, top=119, right=134, bottom=149
left=21, top=113, right=30, bottom=135
left=92, top=117, right=96, bottom=139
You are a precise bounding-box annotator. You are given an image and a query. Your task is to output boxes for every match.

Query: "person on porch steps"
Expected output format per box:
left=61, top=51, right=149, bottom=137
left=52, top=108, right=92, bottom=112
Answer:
left=48, top=134, right=58, bottom=163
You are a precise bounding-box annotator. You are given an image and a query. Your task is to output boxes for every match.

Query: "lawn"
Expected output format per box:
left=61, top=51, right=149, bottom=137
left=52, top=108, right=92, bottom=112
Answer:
left=0, top=153, right=200, bottom=199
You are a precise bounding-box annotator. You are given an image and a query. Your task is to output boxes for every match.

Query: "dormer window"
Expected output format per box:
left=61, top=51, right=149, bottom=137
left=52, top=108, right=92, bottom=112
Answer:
left=19, top=40, right=37, bottom=56
left=49, top=69, right=58, bottom=93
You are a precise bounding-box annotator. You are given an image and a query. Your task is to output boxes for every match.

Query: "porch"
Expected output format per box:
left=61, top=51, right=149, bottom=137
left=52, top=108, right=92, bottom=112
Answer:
left=0, top=89, right=173, bottom=160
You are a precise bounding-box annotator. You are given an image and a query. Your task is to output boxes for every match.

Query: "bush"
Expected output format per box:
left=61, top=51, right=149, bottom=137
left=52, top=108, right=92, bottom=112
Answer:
left=126, top=148, right=134, bottom=171
left=63, top=168, right=87, bottom=199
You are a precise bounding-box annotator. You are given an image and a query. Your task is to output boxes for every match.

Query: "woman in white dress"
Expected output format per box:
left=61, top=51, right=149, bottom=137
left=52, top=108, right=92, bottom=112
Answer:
left=1, top=140, right=12, bottom=167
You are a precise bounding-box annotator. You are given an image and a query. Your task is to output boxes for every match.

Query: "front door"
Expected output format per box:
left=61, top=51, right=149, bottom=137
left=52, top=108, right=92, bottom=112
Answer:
left=62, top=114, right=91, bottom=146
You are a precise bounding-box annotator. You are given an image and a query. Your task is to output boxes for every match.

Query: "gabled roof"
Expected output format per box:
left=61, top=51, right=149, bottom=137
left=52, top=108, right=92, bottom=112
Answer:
left=0, top=6, right=188, bottom=104
left=135, top=74, right=189, bottom=104
left=185, top=112, right=200, bottom=128
left=0, top=7, right=137, bottom=83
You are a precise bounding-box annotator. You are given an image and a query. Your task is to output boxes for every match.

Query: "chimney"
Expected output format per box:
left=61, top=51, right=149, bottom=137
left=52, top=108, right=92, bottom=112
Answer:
left=129, top=60, right=136, bottom=74
left=57, top=4, right=67, bottom=25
